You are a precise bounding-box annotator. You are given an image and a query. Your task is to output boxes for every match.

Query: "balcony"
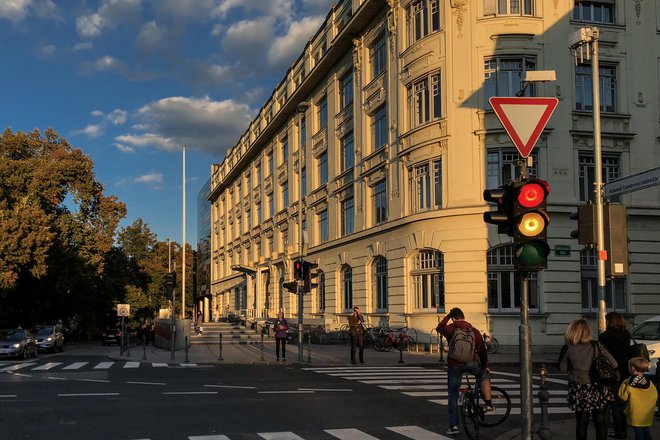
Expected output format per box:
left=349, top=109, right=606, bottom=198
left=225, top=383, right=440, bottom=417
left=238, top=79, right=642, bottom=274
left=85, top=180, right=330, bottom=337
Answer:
left=332, top=168, right=354, bottom=194
left=308, top=186, right=328, bottom=207
left=277, top=161, right=288, bottom=185
left=252, top=187, right=261, bottom=204
left=312, top=128, right=328, bottom=158
left=362, top=146, right=388, bottom=177
left=264, top=174, right=274, bottom=195
left=363, top=73, right=386, bottom=116
left=335, top=105, right=353, bottom=138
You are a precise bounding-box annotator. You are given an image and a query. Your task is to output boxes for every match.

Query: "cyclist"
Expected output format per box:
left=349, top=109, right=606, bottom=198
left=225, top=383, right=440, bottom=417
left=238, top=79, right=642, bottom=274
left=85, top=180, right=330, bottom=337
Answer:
left=436, top=307, right=493, bottom=435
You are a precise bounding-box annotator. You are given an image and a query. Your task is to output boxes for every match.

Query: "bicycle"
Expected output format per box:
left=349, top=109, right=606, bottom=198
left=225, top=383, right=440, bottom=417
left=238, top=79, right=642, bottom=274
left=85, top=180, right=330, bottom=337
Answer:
left=482, top=332, right=499, bottom=354
left=458, top=375, right=511, bottom=440
left=374, top=327, right=415, bottom=352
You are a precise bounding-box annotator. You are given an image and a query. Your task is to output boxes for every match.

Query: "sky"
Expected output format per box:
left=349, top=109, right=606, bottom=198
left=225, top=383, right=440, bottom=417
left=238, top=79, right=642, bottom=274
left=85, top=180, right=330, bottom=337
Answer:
left=0, top=0, right=335, bottom=244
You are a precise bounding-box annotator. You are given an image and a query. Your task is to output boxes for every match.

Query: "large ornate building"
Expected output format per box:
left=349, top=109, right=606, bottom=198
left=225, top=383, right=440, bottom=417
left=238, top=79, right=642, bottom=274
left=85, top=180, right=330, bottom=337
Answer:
left=202, top=0, right=660, bottom=349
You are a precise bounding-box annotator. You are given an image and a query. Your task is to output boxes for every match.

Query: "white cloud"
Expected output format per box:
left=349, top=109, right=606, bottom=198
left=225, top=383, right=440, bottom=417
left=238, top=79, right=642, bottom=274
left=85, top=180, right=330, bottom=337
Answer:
left=135, top=172, right=163, bottom=185
left=268, top=16, right=324, bottom=67
left=92, top=109, right=128, bottom=125
left=73, top=124, right=103, bottom=138
left=0, top=0, right=31, bottom=21
left=37, top=44, right=56, bottom=58
left=115, top=143, right=135, bottom=153
left=213, top=0, right=293, bottom=20
left=92, top=55, right=124, bottom=72
left=136, top=21, right=163, bottom=53
left=76, top=0, right=141, bottom=38
left=221, top=17, right=275, bottom=60
left=115, top=96, right=254, bottom=155
left=76, top=13, right=105, bottom=37
left=73, top=42, right=93, bottom=51
left=157, top=0, right=219, bottom=21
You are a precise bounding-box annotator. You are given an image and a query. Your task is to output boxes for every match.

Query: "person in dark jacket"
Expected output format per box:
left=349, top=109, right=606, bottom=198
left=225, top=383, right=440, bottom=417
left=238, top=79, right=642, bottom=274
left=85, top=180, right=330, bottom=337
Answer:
left=348, top=306, right=365, bottom=365
left=273, top=311, right=288, bottom=363
left=559, top=318, right=618, bottom=440
left=600, top=311, right=632, bottom=439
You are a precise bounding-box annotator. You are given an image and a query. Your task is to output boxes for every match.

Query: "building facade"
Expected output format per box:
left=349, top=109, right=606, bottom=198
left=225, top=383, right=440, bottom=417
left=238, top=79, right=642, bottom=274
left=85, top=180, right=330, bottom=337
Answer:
left=207, top=0, right=660, bottom=349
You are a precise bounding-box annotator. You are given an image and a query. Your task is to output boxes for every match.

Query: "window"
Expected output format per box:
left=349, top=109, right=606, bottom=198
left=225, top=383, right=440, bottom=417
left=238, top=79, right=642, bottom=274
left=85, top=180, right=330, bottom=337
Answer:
left=370, top=32, right=387, bottom=79
left=410, top=249, right=444, bottom=310
left=318, top=210, right=329, bottom=243
left=407, top=72, right=441, bottom=129
left=487, top=245, right=539, bottom=311
left=374, top=179, right=388, bottom=224
left=373, top=256, right=388, bottom=311
left=496, top=0, right=534, bottom=16
left=484, top=56, right=536, bottom=107
left=342, top=265, right=353, bottom=311
left=575, top=63, right=616, bottom=113
left=579, top=155, right=620, bottom=203
left=340, top=132, right=354, bottom=172
left=268, top=194, right=274, bottom=219
left=372, top=105, right=388, bottom=151
left=300, top=116, right=306, bottom=148
left=246, top=172, right=252, bottom=190
left=580, top=249, right=626, bottom=311
left=339, top=69, right=354, bottom=110
left=317, top=96, right=328, bottom=130
left=282, top=181, right=289, bottom=208
left=256, top=164, right=262, bottom=184
left=319, top=152, right=328, bottom=186
left=487, top=150, right=538, bottom=188
left=573, top=1, right=614, bottom=24
left=341, top=197, right=355, bottom=236
left=268, top=152, right=274, bottom=175
left=281, top=137, right=288, bottom=163
left=257, top=202, right=263, bottom=224
left=407, top=0, right=440, bottom=43
left=317, top=271, right=326, bottom=312
left=301, top=167, right=307, bottom=197
left=410, top=159, right=442, bottom=212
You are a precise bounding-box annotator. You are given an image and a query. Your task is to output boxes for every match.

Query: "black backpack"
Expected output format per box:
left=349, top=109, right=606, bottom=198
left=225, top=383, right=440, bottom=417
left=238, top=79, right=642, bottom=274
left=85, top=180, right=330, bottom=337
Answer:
left=448, top=326, right=476, bottom=363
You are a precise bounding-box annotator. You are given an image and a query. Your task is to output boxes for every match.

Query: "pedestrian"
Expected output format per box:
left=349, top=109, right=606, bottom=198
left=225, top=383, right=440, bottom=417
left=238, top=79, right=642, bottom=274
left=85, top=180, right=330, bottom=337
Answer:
left=348, top=306, right=365, bottom=365
left=436, top=307, right=493, bottom=435
left=559, top=318, right=617, bottom=440
left=600, top=311, right=632, bottom=439
left=619, top=357, right=658, bottom=440
left=273, top=311, right=288, bottom=363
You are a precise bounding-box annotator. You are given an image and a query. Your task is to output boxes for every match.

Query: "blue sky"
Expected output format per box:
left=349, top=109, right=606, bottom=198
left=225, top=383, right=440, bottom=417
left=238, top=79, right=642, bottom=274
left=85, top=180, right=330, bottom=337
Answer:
left=0, top=0, right=334, bottom=244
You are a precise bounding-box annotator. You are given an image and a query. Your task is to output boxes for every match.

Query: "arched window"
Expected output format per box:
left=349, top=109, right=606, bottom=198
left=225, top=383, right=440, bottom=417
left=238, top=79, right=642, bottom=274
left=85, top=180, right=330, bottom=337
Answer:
left=410, top=250, right=444, bottom=310
left=317, top=271, right=326, bottom=313
left=487, top=244, right=538, bottom=311
left=373, top=256, right=388, bottom=311
left=580, top=249, right=626, bottom=311
left=341, top=265, right=353, bottom=311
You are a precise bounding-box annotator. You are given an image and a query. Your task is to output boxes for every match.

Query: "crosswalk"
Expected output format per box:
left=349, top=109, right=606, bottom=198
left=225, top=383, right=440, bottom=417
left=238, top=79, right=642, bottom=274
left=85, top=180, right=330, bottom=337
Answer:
left=0, top=360, right=198, bottom=372
left=303, top=366, right=572, bottom=415
left=128, top=425, right=458, bottom=440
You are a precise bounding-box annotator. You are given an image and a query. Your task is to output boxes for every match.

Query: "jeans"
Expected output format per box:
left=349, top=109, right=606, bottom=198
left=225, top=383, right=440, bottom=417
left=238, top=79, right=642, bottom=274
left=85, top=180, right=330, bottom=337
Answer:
left=608, top=394, right=627, bottom=439
left=633, top=427, right=652, bottom=440
left=275, top=337, right=286, bottom=360
left=575, top=408, right=607, bottom=440
left=350, top=334, right=364, bottom=363
left=447, top=363, right=489, bottom=427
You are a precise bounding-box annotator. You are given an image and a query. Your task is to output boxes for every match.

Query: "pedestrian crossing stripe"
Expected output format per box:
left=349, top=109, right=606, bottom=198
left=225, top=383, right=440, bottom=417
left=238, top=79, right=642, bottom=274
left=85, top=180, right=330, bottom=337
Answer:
left=0, top=361, right=199, bottom=372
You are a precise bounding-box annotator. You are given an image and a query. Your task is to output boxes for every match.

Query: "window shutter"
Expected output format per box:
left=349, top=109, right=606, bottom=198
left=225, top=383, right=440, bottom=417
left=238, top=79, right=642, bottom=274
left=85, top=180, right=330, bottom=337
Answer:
left=484, top=0, right=497, bottom=15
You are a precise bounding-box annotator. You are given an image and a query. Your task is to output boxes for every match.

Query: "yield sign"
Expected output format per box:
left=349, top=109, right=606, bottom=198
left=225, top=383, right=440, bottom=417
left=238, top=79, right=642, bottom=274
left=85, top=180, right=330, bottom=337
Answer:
left=489, top=97, right=559, bottom=158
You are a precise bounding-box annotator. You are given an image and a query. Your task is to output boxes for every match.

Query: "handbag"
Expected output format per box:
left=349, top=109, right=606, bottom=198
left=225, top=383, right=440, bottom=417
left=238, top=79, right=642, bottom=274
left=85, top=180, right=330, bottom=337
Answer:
left=590, top=341, right=621, bottom=384
left=629, top=339, right=650, bottom=361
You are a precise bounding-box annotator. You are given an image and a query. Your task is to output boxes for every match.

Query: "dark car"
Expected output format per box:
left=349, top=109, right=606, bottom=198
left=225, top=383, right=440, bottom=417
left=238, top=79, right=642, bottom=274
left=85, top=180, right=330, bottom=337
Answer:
left=32, top=325, right=64, bottom=353
left=0, top=329, right=37, bottom=359
left=101, top=328, right=122, bottom=345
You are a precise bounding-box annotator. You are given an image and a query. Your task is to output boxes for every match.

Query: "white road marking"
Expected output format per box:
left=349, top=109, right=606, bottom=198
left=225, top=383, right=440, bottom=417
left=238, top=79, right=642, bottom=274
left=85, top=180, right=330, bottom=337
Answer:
left=76, top=379, right=111, bottom=383
left=93, top=362, right=114, bottom=369
left=63, top=362, right=88, bottom=370
left=32, top=362, right=62, bottom=371
left=127, top=381, right=166, bottom=386
left=297, top=388, right=353, bottom=392
left=152, top=363, right=168, bottom=367
left=258, top=432, right=306, bottom=440
left=163, top=391, right=218, bottom=395
left=123, top=362, right=140, bottom=368
left=58, top=393, right=120, bottom=397
left=258, top=390, right=314, bottom=394
left=387, top=425, right=454, bottom=440
left=204, top=384, right=257, bottom=390
left=189, top=436, right=231, bottom=440
left=0, top=394, right=17, bottom=398
left=0, top=363, right=37, bottom=372
left=325, top=428, right=380, bottom=439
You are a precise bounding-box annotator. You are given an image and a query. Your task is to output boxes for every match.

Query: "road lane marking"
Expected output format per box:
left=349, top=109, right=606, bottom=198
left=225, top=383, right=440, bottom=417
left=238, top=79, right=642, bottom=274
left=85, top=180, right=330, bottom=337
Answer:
left=58, top=393, right=120, bottom=397
left=76, top=379, right=111, bottom=383
left=325, top=428, right=380, bottom=439
left=387, top=426, right=453, bottom=439
left=258, top=390, right=314, bottom=394
left=163, top=391, right=218, bottom=395
left=152, top=363, right=168, bottom=367
left=0, top=395, right=17, bottom=398
left=93, top=362, right=114, bottom=369
left=32, top=362, right=63, bottom=371
left=189, top=436, right=231, bottom=440
left=127, top=381, right=166, bottom=386
left=297, top=388, right=353, bottom=392
left=123, top=362, right=140, bottom=368
left=63, top=362, right=88, bottom=370
left=258, top=432, right=306, bottom=440
left=0, top=363, right=37, bottom=372
left=47, top=376, right=68, bottom=381
left=204, top=384, right=257, bottom=390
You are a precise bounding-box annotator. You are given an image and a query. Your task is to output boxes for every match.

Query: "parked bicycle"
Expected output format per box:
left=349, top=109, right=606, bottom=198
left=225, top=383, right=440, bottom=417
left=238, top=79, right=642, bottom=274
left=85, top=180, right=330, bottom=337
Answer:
left=458, top=375, right=511, bottom=440
left=482, top=332, right=499, bottom=354
left=373, top=327, right=415, bottom=352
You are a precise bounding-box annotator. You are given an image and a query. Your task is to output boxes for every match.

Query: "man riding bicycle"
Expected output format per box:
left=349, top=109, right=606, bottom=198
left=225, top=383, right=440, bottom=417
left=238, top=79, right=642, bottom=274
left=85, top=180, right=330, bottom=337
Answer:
left=436, top=307, right=494, bottom=435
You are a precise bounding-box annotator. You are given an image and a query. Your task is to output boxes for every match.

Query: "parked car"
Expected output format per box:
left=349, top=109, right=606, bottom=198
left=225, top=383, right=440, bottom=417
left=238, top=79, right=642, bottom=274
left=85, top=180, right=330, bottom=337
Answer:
left=32, top=325, right=64, bottom=353
left=0, top=329, right=37, bottom=359
left=101, top=328, right=122, bottom=346
left=629, top=315, right=660, bottom=376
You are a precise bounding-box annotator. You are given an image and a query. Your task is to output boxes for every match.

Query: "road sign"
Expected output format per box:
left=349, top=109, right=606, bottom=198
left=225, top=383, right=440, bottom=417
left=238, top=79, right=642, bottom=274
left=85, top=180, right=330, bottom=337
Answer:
left=117, top=304, right=130, bottom=317
left=489, top=97, right=559, bottom=158
left=603, top=166, right=660, bottom=198
left=554, top=245, right=571, bottom=257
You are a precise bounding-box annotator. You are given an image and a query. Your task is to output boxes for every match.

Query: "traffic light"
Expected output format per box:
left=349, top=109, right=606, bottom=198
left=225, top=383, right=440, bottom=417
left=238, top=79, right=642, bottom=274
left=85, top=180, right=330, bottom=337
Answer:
left=483, top=182, right=514, bottom=236
left=283, top=281, right=298, bottom=293
left=570, top=204, right=596, bottom=246
left=604, top=204, right=628, bottom=278
left=303, top=261, right=319, bottom=293
left=164, top=271, right=177, bottom=300
left=512, top=179, right=550, bottom=271
left=293, top=259, right=304, bottom=280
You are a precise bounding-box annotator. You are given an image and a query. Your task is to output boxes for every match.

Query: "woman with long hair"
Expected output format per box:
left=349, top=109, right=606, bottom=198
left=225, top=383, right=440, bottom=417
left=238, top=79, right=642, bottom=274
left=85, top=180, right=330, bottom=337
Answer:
left=273, top=311, right=288, bottom=363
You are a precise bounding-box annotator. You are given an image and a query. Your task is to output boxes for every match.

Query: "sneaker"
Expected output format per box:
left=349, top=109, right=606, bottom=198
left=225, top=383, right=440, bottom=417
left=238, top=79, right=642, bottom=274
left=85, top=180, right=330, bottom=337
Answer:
left=282, top=359, right=286, bottom=363
left=484, top=405, right=496, bottom=414
left=446, top=426, right=460, bottom=435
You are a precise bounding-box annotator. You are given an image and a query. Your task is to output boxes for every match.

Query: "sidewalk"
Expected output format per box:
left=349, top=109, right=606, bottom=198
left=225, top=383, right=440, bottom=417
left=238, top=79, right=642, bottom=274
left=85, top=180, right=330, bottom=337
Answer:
left=496, top=420, right=660, bottom=440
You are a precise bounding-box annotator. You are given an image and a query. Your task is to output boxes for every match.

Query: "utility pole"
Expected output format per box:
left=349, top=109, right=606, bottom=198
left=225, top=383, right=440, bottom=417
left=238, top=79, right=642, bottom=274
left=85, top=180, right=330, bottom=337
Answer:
left=569, top=27, right=606, bottom=332
left=296, top=102, right=309, bottom=362
left=182, top=145, right=187, bottom=320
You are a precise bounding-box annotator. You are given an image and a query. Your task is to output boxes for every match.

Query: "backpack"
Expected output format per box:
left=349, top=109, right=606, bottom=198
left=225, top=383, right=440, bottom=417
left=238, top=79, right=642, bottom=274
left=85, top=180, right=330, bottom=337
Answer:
left=448, top=325, right=476, bottom=363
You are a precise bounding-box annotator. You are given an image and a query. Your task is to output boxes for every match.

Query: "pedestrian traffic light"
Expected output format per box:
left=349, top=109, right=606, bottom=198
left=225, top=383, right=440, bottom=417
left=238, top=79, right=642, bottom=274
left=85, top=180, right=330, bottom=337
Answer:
left=303, top=261, right=319, bottom=293
left=512, top=179, right=550, bottom=271
left=483, top=182, right=514, bottom=236
left=293, top=259, right=304, bottom=280
left=164, top=271, right=177, bottom=300
left=604, top=204, right=628, bottom=278
left=570, top=204, right=596, bottom=246
left=283, top=281, right=298, bottom=293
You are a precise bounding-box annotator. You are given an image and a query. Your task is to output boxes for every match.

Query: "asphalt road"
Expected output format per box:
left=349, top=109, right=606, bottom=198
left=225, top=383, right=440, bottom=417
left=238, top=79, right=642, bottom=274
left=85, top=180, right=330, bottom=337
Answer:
left=0, top=346, right=571, bottom=440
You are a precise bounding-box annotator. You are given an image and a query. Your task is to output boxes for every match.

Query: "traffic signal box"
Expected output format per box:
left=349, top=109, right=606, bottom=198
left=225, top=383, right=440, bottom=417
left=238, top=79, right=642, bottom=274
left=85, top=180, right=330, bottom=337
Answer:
left=164, top=271, right=177, bottom=300
left=293, top=259, right=304, bottom=280
left=483, top=182, right=514, bottom=236
left=303, top=261, right=319, bottom=293
left=570, top=204, right=596, bottom=246
left=512, top=179, right=550, bottom=271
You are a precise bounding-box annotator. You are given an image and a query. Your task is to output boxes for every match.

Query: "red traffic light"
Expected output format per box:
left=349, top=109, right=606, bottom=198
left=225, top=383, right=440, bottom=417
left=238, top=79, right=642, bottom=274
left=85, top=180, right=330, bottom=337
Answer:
left=516, top=179, right=549, bottom=208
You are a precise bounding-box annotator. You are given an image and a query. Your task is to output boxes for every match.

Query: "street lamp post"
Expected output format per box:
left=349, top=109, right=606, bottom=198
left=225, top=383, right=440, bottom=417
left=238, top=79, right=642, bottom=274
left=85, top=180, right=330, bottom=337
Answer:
left=296, top=101, right=309, bottom=362
left=569, top=27, right=607, bottom=333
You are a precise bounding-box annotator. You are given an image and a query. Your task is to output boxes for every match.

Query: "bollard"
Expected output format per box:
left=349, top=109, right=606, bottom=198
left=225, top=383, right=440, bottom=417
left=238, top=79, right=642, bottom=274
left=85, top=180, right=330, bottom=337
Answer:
left=218, top=332, right=223, bottom=361
left=399, top=342, right=405, bottom=364
left=537, top=364, right=551, bottom=440
left=126, top=334, right=130, bottom=357
left=260, top=332, right=265, bottom=362
left=306, top=326, right=311, bottom=364
left=142, top=334, right=147, bottom=360
left=439, top=334, right=445, bottom=363
left=184, top=335, right=189, bottom=363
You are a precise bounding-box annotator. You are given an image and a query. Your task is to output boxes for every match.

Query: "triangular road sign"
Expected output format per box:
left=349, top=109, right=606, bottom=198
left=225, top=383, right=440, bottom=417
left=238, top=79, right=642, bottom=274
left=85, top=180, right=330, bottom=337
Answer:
left=489, top=97, right=559, bottom=158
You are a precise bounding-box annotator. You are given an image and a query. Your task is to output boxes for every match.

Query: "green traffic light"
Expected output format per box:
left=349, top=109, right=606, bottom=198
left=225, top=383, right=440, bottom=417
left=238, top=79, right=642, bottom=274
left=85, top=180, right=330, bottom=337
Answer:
left=515, top=241, right=550, bottom=267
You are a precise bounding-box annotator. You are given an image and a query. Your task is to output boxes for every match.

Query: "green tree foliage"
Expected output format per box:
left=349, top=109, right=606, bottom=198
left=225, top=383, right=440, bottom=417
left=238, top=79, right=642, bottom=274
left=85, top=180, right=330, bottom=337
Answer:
left=0, top=128, right=126, bottom=332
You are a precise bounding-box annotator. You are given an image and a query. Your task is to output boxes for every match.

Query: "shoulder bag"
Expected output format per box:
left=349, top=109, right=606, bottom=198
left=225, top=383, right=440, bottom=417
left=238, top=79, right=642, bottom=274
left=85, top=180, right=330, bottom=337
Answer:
left=590, top=341, right=621, bottom=384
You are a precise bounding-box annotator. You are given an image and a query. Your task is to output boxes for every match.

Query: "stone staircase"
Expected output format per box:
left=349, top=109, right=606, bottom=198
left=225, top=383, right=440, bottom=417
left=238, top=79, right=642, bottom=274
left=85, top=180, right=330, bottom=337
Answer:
left=189, top=322, right=273, bottom=345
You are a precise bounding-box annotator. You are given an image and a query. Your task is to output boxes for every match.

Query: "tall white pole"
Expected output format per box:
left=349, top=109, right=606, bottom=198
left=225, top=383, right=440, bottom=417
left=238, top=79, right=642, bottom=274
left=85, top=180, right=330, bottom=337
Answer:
left=182, top=145, right=186, bottom=320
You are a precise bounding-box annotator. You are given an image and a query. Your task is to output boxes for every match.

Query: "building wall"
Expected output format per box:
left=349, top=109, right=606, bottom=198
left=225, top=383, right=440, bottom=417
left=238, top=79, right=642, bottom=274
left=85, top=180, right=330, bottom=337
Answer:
left=208, top=0, right=660, bottom=349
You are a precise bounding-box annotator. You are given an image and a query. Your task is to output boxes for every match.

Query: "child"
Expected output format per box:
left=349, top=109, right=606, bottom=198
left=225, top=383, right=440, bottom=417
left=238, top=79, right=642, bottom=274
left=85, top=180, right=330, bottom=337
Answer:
left=619, top=357, right=658, bottom=440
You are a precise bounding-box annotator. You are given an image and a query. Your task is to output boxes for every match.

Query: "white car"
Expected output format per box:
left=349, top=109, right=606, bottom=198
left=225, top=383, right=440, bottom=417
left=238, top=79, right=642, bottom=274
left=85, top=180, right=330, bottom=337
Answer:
left=629, top=315, right=660, bottom=377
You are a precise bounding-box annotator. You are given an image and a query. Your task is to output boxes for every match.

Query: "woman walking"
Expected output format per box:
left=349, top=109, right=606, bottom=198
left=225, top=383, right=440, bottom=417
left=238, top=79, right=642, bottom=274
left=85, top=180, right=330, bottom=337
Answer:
left=273, top=311, right=288, bottom=363
left=559, top=318, right=618, bottom=440
left=600, top=311, right=632, bottom=439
